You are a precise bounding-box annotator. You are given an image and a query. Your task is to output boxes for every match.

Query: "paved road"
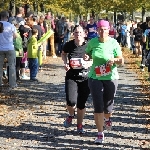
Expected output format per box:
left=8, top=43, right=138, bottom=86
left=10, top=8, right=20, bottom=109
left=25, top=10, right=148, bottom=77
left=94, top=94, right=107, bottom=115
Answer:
left=0, top=57, right=149, bottom=150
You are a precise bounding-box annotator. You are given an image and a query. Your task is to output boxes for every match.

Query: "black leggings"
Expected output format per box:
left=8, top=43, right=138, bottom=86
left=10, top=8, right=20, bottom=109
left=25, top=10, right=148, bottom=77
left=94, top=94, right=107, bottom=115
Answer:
left=16, top=57, right=22, bottom=79
left=65, top=78, right=90, bottom=110
left=88, top=78, right=118, bottom=113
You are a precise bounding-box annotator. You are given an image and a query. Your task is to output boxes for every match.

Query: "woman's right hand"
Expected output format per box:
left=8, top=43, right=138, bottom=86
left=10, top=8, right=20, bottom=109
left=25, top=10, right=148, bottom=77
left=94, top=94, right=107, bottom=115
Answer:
left=64, top=63, right=70, bottom=71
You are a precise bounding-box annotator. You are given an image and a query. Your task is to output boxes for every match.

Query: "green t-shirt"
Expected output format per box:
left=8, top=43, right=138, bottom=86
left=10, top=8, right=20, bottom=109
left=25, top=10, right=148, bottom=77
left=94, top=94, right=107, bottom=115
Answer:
left=85, top=37, right=122, bottom=80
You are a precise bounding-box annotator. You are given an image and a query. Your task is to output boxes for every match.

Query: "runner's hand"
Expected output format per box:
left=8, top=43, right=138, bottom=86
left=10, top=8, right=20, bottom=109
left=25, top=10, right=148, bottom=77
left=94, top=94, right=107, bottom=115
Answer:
left=84, top=54, right=90, bottom=61
left=107, top=58, right=114, bottom=66
left=64, top=63, right=70, bottom=71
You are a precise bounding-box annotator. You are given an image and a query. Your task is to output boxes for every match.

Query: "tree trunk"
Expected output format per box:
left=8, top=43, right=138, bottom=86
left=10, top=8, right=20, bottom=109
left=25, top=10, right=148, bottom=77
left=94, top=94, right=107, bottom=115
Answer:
left=114, top=11, right=116, bottom=25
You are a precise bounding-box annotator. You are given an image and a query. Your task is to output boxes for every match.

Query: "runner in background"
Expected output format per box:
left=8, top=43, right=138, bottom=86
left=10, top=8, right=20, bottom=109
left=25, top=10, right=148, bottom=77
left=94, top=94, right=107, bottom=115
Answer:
left=85, top=16, right=97, bottom=40
left=109, top=22, right=116, bottom=39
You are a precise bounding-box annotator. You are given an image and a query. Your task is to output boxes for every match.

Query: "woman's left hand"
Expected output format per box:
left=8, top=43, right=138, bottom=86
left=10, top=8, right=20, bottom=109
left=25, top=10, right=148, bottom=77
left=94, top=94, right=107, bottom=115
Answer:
left=107, top=57, right=124, bottom=66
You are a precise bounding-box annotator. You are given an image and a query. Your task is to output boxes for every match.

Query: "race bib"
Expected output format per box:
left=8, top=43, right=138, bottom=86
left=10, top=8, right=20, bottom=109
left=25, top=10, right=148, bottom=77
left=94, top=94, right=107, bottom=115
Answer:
left=95, top=64, right=111, bottom=77
left=89, top=27, right=95, bottom=32
left=70, top=58, right=83, bottom=69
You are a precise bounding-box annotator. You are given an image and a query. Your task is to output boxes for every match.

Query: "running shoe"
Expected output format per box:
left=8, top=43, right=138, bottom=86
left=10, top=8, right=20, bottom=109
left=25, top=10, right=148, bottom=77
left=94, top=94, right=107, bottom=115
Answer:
left=140, top=64, right=145, bottom=72
left=77, top=124, right=85, bottom=134
left=104, top=118, right=112, bottom=131
left=64, top=116, right=74, bottom=128
left=94, top=133, right=104, bottom=144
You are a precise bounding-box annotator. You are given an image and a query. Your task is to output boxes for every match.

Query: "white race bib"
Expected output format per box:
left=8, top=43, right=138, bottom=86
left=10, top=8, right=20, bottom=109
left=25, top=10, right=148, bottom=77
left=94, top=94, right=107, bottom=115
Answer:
left=70, top=58, right=83, bottom=69
left=95, top=64, right=111, bottom=77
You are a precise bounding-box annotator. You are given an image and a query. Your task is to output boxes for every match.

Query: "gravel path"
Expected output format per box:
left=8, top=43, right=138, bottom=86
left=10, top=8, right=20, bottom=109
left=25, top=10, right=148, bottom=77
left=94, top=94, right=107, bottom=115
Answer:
left=0, top=57, right=149, bottom=150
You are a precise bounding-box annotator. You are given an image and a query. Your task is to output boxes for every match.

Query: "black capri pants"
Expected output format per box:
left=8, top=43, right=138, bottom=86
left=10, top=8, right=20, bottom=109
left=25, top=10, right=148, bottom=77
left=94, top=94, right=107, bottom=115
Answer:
left=65, top=78, right=90, bottom=110
left=88, top=78, right=118, bottom=113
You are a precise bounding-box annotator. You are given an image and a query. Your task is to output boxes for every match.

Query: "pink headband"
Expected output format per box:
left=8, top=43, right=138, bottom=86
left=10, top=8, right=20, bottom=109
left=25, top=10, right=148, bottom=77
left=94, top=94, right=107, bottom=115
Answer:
left=97, top=20, right=110, bottom=28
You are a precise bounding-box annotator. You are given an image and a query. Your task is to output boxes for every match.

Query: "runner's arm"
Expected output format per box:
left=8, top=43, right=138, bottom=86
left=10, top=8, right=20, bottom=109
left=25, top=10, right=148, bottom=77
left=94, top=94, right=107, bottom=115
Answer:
left=61, top=51, right=68, bottom=65
left=61, top=51, right=70, bottom=71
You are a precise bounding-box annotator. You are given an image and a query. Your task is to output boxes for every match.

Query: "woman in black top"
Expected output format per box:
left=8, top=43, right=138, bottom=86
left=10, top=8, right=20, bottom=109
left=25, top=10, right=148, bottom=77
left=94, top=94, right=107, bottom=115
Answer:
left=133, top=23, right=143, bottom=57
left=61, top=25, right=91, bottom=134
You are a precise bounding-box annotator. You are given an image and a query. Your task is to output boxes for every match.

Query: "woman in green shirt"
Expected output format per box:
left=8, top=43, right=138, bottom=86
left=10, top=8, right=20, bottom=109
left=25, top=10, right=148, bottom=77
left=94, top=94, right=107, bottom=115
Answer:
left=85, top=20, right=124, bottom=144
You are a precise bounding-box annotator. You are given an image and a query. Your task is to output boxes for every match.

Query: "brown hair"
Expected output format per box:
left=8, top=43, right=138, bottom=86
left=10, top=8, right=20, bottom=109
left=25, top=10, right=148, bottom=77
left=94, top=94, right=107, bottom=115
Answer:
left=0, top=22, right=4, bottom=33
left=26, top=17, right=34, bottom=27
left=32, top=28, right=38, bottom=35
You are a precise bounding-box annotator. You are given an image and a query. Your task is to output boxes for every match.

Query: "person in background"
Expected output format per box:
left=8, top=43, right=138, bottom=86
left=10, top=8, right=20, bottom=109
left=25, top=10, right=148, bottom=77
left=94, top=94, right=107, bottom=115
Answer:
left=120, top=21, right=127, bottom=47
left=27, top=28, right=39, bottom=81
left=19, top=18, right=32, bottom=79
left=61, top=25, right=90, bottom=134
left=140, top=17, right=150, bottom=72
left=45, top=12, right=55, bottom=30
left=31, top=16, right=44, bottom=41
left=65, top=18, right=71, bottom=42
left=38, top=15, right=47, bottom=59
left=85, top=16, right=97, bottom=40
left=109, top=22, right=116, bottom=39
left=27, top=16, right=44, bottom=70
left=12, top=20, right=23, bottom=81
left=133, top=22, right=143, bottom=57
left=84, top=20, right=124, bottom=144
left=142, top=20, right=150, bottom=80
left=16, top=7, right=25, bottom=26
left=0, top=11, right=17, bottom=89
left=56, top=17, right=69, bottom=55
left=130, top=20, right=135, bottom=52
left=126, top=21, right=131, bottom=49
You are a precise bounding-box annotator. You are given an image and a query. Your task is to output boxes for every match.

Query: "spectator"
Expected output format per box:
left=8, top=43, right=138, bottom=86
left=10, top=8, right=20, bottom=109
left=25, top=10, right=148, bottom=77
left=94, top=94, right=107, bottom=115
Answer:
left=19, top=18, right=32, bottom=79
left=27, top=28, right=39, bottom=81
left=12, top=20, right=23, bottom=81
left=142, top=20, right=150, bottom=79
left=56, top=17, right=68, bottom=55
left=120, top=21, right=127, bottom=47
left=0, top=11, right=17, bottom=89
left=133, top=23, right=143, bottom=57
left=38, top=15, right=47, bottom=59
left=65, top=18, right=71, bottom=42
left=16, top=7, right=25, bottom=26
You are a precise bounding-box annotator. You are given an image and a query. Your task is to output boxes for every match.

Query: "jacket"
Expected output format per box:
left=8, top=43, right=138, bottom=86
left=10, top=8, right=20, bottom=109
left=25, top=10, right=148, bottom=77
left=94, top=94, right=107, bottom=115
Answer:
left=27, top=36, right=38, bottom=58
